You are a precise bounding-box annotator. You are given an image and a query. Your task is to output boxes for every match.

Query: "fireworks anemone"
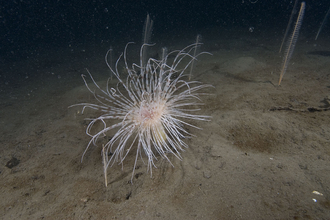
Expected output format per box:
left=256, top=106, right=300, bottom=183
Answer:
left=71, top=43, right=211, bottom=186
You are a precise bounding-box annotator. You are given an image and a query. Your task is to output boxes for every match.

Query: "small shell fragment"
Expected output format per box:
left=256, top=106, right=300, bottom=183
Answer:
left=312, top=191, right=323, bottom=196
left=80, top=197, right=89, bottom=203
left=312, top=198, right=317, bottom=202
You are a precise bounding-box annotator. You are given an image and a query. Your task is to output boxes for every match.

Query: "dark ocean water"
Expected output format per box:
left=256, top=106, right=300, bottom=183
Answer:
left=1, top=0, right=329, bottom=60
left=0, top=0, right=329, bottom=97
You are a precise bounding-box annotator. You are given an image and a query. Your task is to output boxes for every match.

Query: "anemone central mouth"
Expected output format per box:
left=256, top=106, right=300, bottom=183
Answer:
left=139, top=101, right=164, bottom=126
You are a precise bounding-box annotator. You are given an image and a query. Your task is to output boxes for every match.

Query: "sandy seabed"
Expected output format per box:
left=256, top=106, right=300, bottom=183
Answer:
left=1, top=29, right=330, bottom=219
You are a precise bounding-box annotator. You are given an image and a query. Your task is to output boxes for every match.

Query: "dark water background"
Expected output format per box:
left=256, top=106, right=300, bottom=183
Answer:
left=0, top=0, right=329, bottom=83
